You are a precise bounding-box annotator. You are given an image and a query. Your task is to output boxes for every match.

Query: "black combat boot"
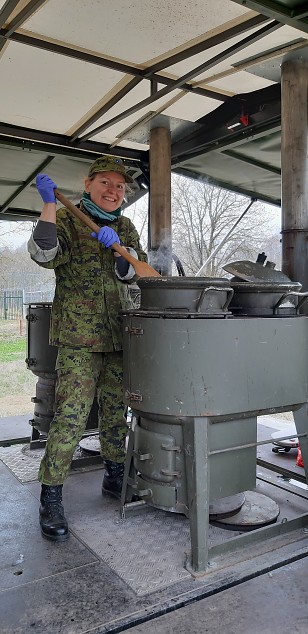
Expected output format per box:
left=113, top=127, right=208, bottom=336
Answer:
left=39, top=484, right=69, bottom=541
left=102, top=460, right=125, bottom=499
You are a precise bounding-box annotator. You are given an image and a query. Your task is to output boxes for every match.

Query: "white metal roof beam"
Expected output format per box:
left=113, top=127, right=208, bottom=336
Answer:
left=79, top=19, right=282, bottom=142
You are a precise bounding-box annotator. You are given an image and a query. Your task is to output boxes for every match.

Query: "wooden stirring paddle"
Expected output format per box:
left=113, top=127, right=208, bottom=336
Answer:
left=55, top=190, right=161, bottom=278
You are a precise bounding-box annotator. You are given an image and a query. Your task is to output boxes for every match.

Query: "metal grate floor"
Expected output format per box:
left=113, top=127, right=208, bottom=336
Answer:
left=0, top=443, right=242, bottom=595
left=2, top=442, right=306, bottom=596
left=0, top=442, right=100, bottom=482
left=0, top=443, right=43, bottom=482
left=68, top=496, right=243, bottom=595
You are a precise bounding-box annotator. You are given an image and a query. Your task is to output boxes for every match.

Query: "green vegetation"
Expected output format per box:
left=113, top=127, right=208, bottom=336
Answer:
left=0, top=320, right=36, bottom=416
left=0, top=338, right=26, bottom=361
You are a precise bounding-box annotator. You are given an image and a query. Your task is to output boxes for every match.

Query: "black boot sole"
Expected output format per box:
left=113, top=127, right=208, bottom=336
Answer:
left=40, top=528, right=69, bottom=542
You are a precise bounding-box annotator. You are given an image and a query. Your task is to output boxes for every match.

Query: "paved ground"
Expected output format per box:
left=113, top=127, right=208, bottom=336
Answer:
left=0, top=414, right=307, bottom=634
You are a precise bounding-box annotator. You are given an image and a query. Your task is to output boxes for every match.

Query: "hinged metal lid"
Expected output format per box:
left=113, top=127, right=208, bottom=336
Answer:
left=223, top=260, right=293, bottom=284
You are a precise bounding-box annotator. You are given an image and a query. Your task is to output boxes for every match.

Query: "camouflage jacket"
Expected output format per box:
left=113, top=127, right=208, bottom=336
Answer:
left=29, top=205, right=147, bottom=351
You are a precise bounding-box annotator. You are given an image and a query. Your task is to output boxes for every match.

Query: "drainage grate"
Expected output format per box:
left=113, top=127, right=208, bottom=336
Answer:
left=0, top=444, right=43, bottom=482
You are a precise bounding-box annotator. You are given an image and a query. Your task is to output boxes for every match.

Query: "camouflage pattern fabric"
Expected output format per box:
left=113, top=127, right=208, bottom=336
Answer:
left=39, top=347, right=127, bottom=485
left=88, top=156, right=133, bottom=183
left=31, top=204, right=147, bottom=351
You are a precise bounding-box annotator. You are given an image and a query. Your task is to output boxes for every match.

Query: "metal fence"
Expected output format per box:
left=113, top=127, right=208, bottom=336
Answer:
left=0, top=289, right=54, bottom=319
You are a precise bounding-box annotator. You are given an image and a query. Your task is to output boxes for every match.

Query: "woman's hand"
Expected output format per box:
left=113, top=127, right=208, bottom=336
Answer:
left=36, top=174, right=57, bottom=203
left=91, top=226, right=120, bottom=248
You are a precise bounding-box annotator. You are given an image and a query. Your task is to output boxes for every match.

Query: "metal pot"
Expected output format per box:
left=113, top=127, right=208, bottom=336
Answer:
left=136, top=277, right=234, bottom=317
left=228, top=280, right=308, bottom=316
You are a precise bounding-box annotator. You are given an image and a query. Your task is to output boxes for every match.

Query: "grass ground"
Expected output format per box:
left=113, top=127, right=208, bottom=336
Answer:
left=0, top=319, right=37, bottom=416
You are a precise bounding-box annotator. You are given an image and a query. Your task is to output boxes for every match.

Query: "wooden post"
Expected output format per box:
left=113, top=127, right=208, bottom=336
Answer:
left=149, top=126, right=172, bottom=276
left=281, top=53, right=308, bottom=300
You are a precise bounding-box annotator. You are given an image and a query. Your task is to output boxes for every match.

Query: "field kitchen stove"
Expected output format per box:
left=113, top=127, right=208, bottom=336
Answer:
left=121, top=268, right=308, bottom=574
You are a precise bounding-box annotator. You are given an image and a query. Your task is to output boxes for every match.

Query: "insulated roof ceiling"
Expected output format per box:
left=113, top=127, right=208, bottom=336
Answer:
left=0, top=0, right=308, bottom=220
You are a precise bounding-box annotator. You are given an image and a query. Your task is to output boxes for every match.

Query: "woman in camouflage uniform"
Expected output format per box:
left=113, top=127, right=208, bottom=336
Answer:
left=28, top=156, right=147, bottom=542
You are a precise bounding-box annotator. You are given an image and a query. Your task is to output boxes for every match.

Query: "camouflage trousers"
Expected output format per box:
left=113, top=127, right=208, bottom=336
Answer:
left=38, top=347, right=127, bottom=485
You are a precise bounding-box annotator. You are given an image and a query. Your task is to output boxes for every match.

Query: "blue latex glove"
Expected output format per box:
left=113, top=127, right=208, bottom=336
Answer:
left=91, top=226, right=120, bottom=249
left=36, top=174, right=57, bottom=203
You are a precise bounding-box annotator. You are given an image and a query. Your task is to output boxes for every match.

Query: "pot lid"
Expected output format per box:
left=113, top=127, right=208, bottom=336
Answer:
left=137, top=276, right=230, bottom=289
left=229, top=280, right=301, bottom=291
left=223, top=260, right=294, bottom=284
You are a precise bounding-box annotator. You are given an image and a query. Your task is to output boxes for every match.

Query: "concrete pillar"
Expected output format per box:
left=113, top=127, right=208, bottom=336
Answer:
left=148, top=126, right=172, bottom=275
left=281, top=53, right=308, bottom=297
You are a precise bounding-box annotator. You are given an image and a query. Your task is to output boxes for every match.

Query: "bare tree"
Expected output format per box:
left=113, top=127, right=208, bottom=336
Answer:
left=0, top=239, right=55, bottom=301
left=124, top=198, right=148, bottom=249
left=261, top=232, right=282, bottom=269
left=123, top=175, right=281, bottom=276
left=171, top=175, right=280, bottom=276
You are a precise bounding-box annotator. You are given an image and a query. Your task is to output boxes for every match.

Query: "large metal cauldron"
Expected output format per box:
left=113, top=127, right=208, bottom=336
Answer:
left=122, top=276, right=308, bottom=571
left=26, top=303, right=97, bottom=435
left=228, top=280, right=308, bottom=316
left=224, top=258, right=308, bottom=316
left=137, top=276, right=234, bottom=316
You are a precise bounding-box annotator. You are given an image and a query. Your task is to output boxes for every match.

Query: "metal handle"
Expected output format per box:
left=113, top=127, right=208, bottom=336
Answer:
left=196, top=286, right=234, bottom=313
left=296, top=292, right=308, bottom=313
left=222, top=288, right=234, bottom=312
left=273, top=290, right=308, bottom=315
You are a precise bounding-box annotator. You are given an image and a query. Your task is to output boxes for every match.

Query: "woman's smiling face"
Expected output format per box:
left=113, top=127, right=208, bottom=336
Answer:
left=85, top=171, right=126, bottom=212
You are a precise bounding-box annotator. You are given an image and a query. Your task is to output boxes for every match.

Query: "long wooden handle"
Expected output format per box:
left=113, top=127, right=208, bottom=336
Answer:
left=55, top=189, right=161, bottom=277
left=55, top=190, right=100, bottom=232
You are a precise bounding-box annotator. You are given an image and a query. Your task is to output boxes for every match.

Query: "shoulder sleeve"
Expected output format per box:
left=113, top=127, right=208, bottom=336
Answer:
left=27, top=207, right=72, bottom=269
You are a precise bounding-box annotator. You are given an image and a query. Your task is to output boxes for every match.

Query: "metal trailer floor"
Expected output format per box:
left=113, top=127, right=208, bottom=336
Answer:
left=0, top=415, right=307, bottom=634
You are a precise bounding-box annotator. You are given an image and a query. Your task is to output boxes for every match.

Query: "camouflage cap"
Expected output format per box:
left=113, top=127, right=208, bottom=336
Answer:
left=88, top=156, right=133, bottom=183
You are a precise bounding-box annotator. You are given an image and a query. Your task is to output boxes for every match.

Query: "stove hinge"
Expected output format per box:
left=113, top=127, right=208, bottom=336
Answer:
left=124, top=326, right=144, bottom=336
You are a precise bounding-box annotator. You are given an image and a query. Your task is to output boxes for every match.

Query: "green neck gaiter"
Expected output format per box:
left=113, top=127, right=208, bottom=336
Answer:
left=81, top=192, right=121, bottom=222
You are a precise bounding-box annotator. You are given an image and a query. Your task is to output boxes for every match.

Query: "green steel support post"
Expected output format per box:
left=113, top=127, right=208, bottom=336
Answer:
left=183, top=417, right=210, bottom=574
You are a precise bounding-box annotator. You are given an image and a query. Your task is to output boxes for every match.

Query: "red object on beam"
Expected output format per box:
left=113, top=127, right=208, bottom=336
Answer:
left=240, top=114, right=249, bottom=126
